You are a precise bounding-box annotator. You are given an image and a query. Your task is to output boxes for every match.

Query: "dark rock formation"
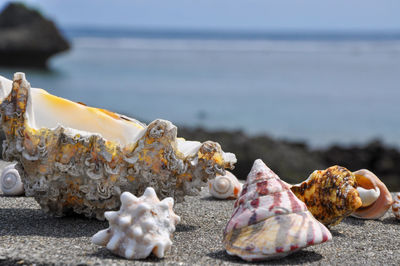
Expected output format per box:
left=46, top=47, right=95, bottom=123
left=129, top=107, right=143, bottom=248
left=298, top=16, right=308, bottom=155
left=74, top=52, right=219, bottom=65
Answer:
left=0, top=3, right=70, bottom=68
left=179, top=127, right=400, bottom=191
left=318, top=139, right=400, bottom=192
left=179, top=127, right=326, bottom=184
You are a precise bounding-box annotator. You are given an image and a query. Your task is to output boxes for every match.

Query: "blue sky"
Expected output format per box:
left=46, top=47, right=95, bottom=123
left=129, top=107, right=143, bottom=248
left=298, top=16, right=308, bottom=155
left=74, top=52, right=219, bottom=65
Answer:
left=2, top=0, right=400, bottom=31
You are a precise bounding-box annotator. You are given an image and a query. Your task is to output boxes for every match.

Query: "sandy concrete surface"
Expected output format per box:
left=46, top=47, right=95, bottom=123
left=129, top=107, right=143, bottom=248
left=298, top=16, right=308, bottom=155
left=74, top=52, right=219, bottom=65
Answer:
left=0, top=163, right=399, bottom=265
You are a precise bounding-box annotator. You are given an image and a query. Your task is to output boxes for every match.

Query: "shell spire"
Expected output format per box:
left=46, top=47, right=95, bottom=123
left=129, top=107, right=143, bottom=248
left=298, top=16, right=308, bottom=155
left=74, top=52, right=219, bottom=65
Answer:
left=0, top=163, right=24, bottom=196
left=208, top=171, right=242, bottom=199
left=223, top=159, right=332, bottom=261
left=92, top=187, right=180, bottom=259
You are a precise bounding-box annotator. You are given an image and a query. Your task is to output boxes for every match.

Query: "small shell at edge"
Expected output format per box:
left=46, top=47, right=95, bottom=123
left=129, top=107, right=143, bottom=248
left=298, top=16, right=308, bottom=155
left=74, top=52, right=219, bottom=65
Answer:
left=1, top=163, right=24, bottom=196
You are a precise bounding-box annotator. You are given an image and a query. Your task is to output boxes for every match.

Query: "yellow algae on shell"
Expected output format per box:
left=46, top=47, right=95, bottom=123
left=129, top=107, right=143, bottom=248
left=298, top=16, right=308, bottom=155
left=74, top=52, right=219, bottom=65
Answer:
left=0, top=73, right=236, bottom=220
left=291, top=165, right=362, bottom=226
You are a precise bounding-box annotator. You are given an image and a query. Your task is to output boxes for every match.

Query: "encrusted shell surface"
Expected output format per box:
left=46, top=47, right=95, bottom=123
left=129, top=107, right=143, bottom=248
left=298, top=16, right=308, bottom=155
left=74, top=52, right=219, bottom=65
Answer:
left=223, top=159, right=332, bottom=261
left=0, top=162, right=24, bottom=196
left=290, top=165, right=362, bottom=226
left=208, top=171, right=242, bottom=199
left=0, top=73, right=236, bottom=219
left=393, top=193, right=400, bottom=220
left=92, top=187, right=180, bottom=259
left=351, top=169, right=393, bottom=219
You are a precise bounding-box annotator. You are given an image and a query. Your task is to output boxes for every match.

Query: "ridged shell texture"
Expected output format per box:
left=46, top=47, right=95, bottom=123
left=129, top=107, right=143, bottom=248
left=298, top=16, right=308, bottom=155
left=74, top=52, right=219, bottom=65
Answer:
left=223, top=159, right=332, bottom=261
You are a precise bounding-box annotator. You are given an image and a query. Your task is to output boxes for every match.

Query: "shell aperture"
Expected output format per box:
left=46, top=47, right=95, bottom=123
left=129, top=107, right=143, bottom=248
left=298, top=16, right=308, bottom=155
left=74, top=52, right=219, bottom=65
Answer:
left=351, top=169, right=393, bottom=219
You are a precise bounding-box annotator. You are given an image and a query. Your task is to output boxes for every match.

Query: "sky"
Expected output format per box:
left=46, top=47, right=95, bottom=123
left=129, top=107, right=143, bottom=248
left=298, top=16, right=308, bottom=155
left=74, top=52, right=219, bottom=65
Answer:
left=1, top=0, right=400, bottom=31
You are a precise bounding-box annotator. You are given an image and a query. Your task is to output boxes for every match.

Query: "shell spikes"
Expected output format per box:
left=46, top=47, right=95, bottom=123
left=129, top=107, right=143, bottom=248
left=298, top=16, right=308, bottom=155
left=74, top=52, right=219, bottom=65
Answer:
left=1, top=163, right=24, bottom=196
left=223, top=159, right=332, bottom=261
left=351, top=169, right=393, bottom=219
left=92, top=187, right=180, bottom=259
left=208, top=171, right=242, bottom=199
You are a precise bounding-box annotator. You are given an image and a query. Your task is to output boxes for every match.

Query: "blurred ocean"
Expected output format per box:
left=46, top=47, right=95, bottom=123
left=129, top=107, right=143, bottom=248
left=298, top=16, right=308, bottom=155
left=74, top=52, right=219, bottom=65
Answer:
left=1, top=29, right=400, bottom=147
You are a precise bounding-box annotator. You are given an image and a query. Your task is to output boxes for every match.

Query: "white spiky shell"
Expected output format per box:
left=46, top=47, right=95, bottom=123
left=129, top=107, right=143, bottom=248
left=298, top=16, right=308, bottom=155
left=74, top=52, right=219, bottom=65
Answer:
left=1, top=163, right=24, bottom=196
left=393, top=193, right=400, bottom=220
left=92, top=187, right=180, bottom=259
left=208, top=171, right=242, bottom=199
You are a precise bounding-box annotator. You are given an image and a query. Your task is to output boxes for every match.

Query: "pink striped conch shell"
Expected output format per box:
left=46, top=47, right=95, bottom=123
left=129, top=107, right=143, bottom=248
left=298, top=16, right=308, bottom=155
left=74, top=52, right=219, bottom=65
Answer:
left=392, top=193, right=400, bottom=220
left=92, top=187, right=180, bottom=259
left=351, top=169, right=393, bottom=219
left=223, top=159, right=332, bottom=261
left=208, top=171, right=242, bottom=199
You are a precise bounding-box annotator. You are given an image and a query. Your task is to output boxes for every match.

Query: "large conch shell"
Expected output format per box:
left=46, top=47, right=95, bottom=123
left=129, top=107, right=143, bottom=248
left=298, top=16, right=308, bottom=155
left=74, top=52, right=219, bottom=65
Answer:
left=0, top=162, right=24, bottom=196
left=0, top=73, right=236, bottom=219
left=208, top=171, right=242, bottom=199
left=392, top=193, right=400, bottom=220
left=290, top=165, right=362, bottom=226
left=351, top=169, right=393, bottom=219
left=92, top=187, right=180, bottom=259
left=223, top=159, right=332, bottom=261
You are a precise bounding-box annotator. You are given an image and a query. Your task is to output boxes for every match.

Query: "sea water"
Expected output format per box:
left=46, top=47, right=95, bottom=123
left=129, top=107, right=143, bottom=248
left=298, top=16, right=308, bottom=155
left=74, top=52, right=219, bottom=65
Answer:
left=1, top=30, right=399, bottom=147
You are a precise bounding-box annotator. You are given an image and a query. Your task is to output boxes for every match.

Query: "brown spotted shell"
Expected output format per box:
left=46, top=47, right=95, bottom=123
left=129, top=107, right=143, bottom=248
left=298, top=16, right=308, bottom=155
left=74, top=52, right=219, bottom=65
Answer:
left=291, top=165, right=362, bottom=226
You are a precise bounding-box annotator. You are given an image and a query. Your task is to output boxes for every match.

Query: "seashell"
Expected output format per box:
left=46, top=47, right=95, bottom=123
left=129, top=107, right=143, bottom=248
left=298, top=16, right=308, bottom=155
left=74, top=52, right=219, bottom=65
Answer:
left=290, top=165, right=363, bottom=226
left=208, top=171, right=242, bottom=199
left=392, top=193, right=400, bottom=220
left=0, top=73, right=236, bottom=219
left=223, top=159, right=332, bottom=261
left=92, top=187, right=180, bottom=259
left=351, top=169, right=393, bottom=219
left=0, top=162, right=24, bottom=196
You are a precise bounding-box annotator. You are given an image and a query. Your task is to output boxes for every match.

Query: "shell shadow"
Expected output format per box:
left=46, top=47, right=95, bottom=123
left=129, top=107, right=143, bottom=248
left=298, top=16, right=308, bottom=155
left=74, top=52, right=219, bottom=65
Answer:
left=200, top=196, right=219, bottom=201
left=175, top=224, right=198, bottom=232
left=0, top=208, right=107, bottom=238
left=207, top=249, right=323, bottom=264
left=341, top=217, right=366, bottom=226
left=200, top=196, right=236, bottom=202
left=381, top=216, right=400, bottom=225
left=89, top=247, right=162, bottom=262
left=329, top=229, right=345, bottom=238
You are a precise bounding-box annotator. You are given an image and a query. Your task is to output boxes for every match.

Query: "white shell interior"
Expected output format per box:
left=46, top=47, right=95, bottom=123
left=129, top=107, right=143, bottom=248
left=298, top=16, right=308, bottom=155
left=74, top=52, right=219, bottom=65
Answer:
left=357, top=186, right=380, bottom=207
left=0, top=73, right=209, bottom=157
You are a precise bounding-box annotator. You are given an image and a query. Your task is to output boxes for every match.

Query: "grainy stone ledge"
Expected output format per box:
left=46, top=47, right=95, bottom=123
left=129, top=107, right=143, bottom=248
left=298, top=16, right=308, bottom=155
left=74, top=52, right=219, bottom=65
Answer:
left=0, top=183, right=399, bottom=265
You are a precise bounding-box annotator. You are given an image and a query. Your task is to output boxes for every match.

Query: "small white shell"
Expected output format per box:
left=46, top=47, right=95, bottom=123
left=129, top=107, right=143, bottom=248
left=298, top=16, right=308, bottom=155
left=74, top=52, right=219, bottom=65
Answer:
left=393, top=193, right=400, bottom=220
left=1, top=163, right=24, bottom=196
left=208, top=171, right=242, bottom=199
left=92, top=187, right=180, bottom=259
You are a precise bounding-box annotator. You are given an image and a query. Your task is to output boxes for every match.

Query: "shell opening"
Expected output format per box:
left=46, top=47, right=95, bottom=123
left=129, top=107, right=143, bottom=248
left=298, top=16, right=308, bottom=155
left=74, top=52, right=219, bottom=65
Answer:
left=3, top=74, right=147, bottom=146
left=357, top=186, right=380, bottom=207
